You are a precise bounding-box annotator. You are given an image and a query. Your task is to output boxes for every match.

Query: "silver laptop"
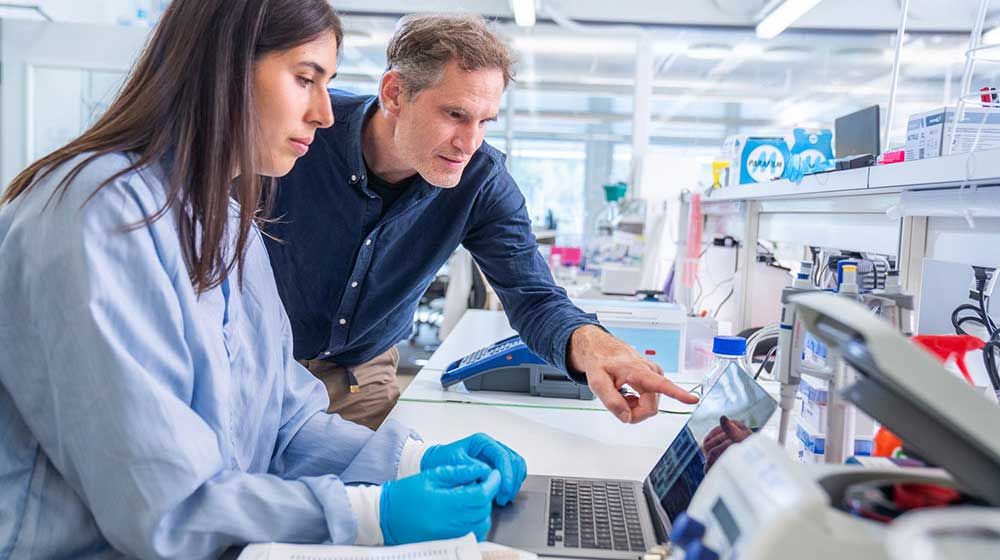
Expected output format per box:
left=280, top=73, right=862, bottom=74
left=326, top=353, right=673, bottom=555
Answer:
left=488, top=363, right=777, bottom=559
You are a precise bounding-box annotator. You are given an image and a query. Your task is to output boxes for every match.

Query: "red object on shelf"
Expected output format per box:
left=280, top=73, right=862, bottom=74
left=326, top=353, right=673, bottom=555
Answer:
left=878, top=150, right=905, bottom=165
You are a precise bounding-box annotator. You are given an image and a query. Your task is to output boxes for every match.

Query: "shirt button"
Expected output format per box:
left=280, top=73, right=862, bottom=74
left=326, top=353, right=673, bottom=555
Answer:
left=339, top=318, right=347, bottom=326
left=350, top=174, right=357, bottom=183
left=365, top=239, right=372, bottom=246
left=323, top=351, right=332, bottom=357
left=351, top=281, right=359, bottom=288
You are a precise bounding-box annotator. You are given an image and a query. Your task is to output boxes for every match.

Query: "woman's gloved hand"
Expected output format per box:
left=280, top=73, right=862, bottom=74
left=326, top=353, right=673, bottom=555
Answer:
left=701, top=415, right=752, bottom=473
left=420, top=433, right=527, bottom=506
left=380, top=460, right=501, bottom=544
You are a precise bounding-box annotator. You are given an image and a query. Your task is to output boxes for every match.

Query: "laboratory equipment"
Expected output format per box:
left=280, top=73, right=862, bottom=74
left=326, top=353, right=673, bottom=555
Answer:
left=672, top=291, right=1000, bottom=560
left=586, top=182, right=627, bottom=275
left=575, top=298, right=687, bottom=377
left=777, top=260, right=916, bottom=462
left=775, top=260, right=820, bottom=446
left=864, top=270, right=915, bottom=336
left=600, top=263, right=643, bottom=296
left=595, top=187, right=647, bottom=295
left=440, top=334, right=595, bottom=400
left=487, top=357, right=776, bottom=559
left=834, top=105, right=880, bottom=160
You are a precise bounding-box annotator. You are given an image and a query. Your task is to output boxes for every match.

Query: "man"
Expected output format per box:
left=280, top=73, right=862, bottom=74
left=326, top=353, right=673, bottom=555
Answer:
left=265, top=14, right=698, bottom=430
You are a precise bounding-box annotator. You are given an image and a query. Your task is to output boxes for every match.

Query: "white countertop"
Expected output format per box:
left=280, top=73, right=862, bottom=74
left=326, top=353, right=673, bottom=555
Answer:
left=390, top=309, right=791, bottom=481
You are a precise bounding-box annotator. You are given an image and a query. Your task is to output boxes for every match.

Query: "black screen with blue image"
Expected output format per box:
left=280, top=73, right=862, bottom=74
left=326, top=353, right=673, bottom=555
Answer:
left=644, top=362, right=777, bottom=522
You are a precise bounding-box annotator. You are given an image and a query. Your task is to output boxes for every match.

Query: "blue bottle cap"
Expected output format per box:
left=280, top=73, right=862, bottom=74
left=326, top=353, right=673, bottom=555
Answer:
left=712, top=336, right=746, bottom=357
left=669, top=513, right=705, bottom=547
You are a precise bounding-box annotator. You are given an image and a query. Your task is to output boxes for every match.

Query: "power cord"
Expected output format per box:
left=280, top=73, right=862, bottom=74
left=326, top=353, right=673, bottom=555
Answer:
left=951, top=268, right=1000, bottom=396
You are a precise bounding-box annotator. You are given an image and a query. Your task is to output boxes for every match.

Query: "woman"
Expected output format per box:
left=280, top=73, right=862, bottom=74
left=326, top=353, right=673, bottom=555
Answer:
left=0, top=1, right=525, bottom=558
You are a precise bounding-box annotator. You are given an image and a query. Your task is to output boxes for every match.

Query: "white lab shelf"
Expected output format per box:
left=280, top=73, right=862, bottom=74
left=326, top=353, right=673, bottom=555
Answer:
left=702, top=148, right=1000, bottom=205
left=869, top=147, right=1000, bottom=190
left=704, top=167, right=869, bottom=202
left=694, top=150, right=1000, bottom=331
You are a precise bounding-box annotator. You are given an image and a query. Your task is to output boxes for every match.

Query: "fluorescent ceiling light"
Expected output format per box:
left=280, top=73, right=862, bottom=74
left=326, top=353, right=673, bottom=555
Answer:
left=756, top=0, right=823, bottom=40
left=511, top=36, right=685, bottom=56
left=511, top=0, right=536, bottom=27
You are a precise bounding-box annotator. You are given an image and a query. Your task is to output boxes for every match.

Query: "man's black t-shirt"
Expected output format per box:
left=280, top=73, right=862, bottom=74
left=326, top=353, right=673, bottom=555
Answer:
left=364, top=162, right=413, bottom=219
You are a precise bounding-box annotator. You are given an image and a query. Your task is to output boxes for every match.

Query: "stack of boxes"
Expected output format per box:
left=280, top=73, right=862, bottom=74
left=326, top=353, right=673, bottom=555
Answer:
left=905, top=106, right=1000, bottom=162
left=795, top=376, right=877, bottom=464
left=794, top=334, right=877, bottom=464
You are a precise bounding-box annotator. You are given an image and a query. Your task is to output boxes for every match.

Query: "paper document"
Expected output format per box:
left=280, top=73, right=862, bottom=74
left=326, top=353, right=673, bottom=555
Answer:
left=237, top=534, right=536, bottom=560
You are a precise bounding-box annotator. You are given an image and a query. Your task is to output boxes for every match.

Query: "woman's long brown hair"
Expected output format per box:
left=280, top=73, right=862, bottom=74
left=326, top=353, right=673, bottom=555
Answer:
left=2, top=0, right=342, bottom=294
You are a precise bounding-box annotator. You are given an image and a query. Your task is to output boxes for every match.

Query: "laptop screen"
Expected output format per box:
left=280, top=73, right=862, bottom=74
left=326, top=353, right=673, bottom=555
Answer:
left=645, top=362, right=777, bottom=523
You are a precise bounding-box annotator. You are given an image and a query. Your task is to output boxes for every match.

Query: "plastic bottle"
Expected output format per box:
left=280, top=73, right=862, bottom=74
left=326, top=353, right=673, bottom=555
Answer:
left=586, top=182, right=627, bottom=273
left=837, top=262, right=863, bottom=301
left=703, top=336, right=748, bottom=392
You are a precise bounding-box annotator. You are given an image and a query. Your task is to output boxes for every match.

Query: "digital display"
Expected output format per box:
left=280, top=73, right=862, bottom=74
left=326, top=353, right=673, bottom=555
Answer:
left=604, top=325, right=682, bottom=373
left=645, top=362, right=777, bottom=522
left=711, top=498, right=742, bottom=544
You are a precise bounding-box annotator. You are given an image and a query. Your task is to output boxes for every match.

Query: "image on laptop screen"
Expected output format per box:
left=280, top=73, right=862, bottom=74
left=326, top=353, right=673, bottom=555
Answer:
left=645, top=363, right=777, bottom=522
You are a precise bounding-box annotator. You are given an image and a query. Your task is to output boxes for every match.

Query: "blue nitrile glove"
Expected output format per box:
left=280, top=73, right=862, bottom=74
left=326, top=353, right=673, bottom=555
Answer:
left=420, top=433, right=527, bottom=506
left=379, top=460, right=501, bottom=545
left=785, top=154, right=806, bottom=184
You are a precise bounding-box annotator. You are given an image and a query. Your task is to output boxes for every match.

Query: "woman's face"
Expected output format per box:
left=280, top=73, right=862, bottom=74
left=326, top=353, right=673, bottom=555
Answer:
left=253, top=31, right=339, bottom=177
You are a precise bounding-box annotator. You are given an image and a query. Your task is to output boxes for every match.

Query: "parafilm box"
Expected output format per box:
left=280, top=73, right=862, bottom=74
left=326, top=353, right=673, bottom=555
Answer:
left=721, top=135, right=790, bottom=185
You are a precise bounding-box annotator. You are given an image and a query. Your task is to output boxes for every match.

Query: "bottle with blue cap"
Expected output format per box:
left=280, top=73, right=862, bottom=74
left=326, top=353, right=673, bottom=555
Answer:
left=702, top=336, right=748, bottom=392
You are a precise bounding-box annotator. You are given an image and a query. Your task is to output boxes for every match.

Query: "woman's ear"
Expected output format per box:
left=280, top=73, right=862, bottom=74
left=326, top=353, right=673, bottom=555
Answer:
left=379, top=71, right=405, bottom=118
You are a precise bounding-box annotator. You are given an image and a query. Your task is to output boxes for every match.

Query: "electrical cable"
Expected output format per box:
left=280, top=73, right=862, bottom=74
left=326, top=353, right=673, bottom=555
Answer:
left=710, top=245, right=739, bottom=318
left=951, top=285, right=1000, bottom=397
left=983, top=333, right=1000, bottom=399
left=713, top=288, right=733, bottom=319
left=755, top=346, right=778, bottom=380
left=741, top=322, right=779, bottom=373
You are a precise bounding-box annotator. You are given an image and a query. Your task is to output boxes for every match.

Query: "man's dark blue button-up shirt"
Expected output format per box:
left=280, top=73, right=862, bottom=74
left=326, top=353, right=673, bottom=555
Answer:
left=264, top=90, right=599, bottom=371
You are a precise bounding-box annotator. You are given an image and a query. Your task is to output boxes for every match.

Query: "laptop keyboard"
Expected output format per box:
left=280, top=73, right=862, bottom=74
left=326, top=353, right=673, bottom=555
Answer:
left=548, top=478, right=647, bottom=552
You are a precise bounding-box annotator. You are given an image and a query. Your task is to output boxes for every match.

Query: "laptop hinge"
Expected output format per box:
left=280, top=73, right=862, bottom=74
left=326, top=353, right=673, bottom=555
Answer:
left=642, top=480, right=670, bottom=545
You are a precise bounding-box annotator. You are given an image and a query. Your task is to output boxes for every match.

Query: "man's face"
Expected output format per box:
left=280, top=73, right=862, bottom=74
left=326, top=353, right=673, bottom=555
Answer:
left=391, top=60, right=504, bottom=188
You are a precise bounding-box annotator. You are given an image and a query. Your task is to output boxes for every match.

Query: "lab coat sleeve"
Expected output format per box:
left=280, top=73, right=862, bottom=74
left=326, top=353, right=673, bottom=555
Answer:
left=267, top=310, right=417, bottom=483
left=4, top=174, right=379, bottom=558
left=462, top=165, right=601, bottom=375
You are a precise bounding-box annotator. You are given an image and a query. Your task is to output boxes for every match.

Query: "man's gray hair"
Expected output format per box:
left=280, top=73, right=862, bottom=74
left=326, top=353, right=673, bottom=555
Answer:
left=385, top=13, right=515, bottom=96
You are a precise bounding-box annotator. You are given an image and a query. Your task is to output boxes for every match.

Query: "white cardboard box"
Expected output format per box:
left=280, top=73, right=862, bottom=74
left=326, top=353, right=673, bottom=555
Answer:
left=905, top=106, right=1000, bottom=161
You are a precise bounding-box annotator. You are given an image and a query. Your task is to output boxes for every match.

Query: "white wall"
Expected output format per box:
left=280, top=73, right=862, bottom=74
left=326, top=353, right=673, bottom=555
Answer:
left=1, top=19, right=149, bottom=185
left=1, top=1, right=166, bottom=25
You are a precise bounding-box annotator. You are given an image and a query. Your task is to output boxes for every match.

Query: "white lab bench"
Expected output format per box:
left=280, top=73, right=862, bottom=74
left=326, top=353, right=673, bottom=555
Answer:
left=387, top=309, right=787, bottom=481
left=387, top=310, right=694, bottom=480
